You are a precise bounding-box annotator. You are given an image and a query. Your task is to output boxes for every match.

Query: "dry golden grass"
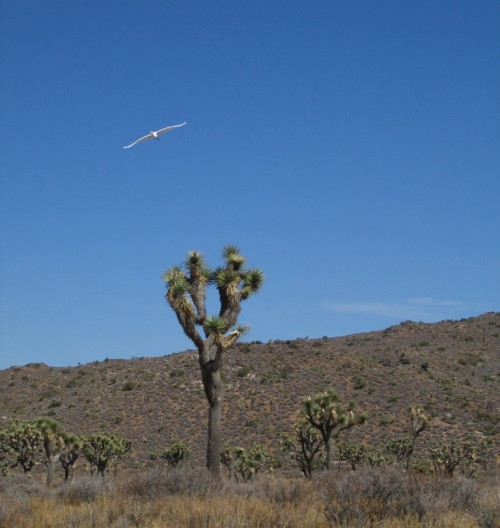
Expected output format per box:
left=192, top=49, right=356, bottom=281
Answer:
left=0, top=493, right=326, bottom=528
left=0, top=492, right=495, bottom=528
left=1, top=468, right=498, bottom=528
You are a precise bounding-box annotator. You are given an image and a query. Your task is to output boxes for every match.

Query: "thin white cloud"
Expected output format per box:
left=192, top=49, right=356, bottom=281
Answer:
left=407, top=297, right=465, bottom=307
left=322, top=298, right=468, bottom=321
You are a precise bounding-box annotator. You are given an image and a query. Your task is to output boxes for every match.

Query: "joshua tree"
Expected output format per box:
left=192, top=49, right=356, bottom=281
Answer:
left=406, top=405, right=429, bottom=469
left=385, top=437, right=413, bottom=467
left=338, top=441, right=367, bottom=471
left=0, top=419, right=43, bottom=475
left=162, top=245, right=264, bottom=477
left=221, top=443, right=267, bottom=482
left=220, top=445, right=241, bottom=480
left=280, top=419, right=324, bottom=479
left=429, top=437, right=484, bottom=477
left=302, top=389, right=367, bottom=469
left=161, top=439, right=190, bottom=468
left=385, top=406, right=429, bottom=470
left=33, top=417, right=71, bottom=487
left=82, top=432, right=131, bottom=477
left=59, top=432, right=81, bottom=482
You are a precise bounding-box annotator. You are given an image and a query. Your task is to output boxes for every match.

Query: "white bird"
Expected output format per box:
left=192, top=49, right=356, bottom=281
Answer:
left=123, top=122, right=186, bottom=149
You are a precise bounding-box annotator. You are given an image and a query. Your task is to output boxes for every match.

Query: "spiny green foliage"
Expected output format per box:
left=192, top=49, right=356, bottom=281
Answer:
left=82, top=432, right=131, bottom=477
left=203, top=315, right=228, bottom=335
left=338, top=441, right=368, bottom=471
left=162, top=245, right=264, bottom=343
left=221, top=443, right=268, bottom=482
left=33, top=417, right=68, bottom=454
left=161, top=440, right=190, bottom=467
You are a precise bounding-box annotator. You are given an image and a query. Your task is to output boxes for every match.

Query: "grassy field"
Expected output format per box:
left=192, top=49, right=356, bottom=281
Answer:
left=1, top=466, right=498, bottom=528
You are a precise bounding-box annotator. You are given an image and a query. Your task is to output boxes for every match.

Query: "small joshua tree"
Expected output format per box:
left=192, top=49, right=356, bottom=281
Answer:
left=82, top=432, right=131, bottom=477
left=279, top=419, right=324, bottom=479
left=302, top=389, right=367, bottom=469
left=338, top=441, right=367, bottom=471
left=221, top=443, right=267, bottom=482
left=0, top=419, right=43, bottom=475
left=162, top=245, right=264, bottom=477
left=386, top=437, right=413, bottom=467
left=429, top=437, right=484, bottom=477
left=386, top=405, right=429, bottom=470
left=221, top=445, right=241, bottom=480
left=59, top=431, right=81, bottom=482
left=161, top=440, right=190, bottom=468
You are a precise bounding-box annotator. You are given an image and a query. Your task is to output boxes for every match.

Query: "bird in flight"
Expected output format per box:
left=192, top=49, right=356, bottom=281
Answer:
left=123, top=122, right=186, bottom=149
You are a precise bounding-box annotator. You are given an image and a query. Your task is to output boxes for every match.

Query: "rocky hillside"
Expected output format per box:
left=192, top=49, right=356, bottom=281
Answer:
left=1, top=312, right=499, bottom=472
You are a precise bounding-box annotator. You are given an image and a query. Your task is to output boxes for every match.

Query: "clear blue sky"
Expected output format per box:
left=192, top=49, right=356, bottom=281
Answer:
left=1, top=1, right=499, bottom=369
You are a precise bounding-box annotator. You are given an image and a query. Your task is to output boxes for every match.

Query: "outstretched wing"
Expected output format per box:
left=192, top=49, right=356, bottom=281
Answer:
left=123, top=132, right=154, bottom=149
left=155, top=122, right=187, bottom=136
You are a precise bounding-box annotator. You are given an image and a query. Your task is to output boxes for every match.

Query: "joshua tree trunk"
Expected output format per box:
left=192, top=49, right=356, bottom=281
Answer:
left=199, top=338, right=226, bottom=476
left=63, top=462, right=75, bottom=482
left=46, top=454, right=60, bottom=487
left=206, top=371, right=223, bottom=475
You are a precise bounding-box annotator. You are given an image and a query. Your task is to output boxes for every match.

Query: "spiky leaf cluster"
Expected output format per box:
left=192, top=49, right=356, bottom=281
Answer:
left=162, top=245, right=263, bottom=354
left=303, top=389, right=360, bottom=433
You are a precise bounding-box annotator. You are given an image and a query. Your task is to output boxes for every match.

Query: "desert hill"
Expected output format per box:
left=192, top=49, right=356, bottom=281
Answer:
left=1, top=312, right=499, bottom=473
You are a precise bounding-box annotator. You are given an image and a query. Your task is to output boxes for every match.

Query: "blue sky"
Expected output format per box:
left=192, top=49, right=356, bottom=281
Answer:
left=1, top=1, right=499, bottom=369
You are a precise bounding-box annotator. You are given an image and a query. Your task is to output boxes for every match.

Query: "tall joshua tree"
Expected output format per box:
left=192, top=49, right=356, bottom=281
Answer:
left=406, top=405, right=429, bottom=470
left=162, top=245, right=264, bottom=477
left=33, top=417, right=68, bottom=487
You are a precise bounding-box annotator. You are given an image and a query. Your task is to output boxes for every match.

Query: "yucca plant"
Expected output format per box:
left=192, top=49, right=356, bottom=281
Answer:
left=82, top=432, right=131, bottom=477
left=280, top=419, right=324, bottom=479
left=302, top=389, right=367, bottom=469
left=162, top=245, right=263, bottom=477
left=161, top=439, right=190, bottom=468
left=32, top=417, right=72, bottom=487
left=0, top=419, right=43, bottom=475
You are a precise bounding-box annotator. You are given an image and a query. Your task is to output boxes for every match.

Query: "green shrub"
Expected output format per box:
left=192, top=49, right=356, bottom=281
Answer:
left=237, top=367, right=251, bottom=378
